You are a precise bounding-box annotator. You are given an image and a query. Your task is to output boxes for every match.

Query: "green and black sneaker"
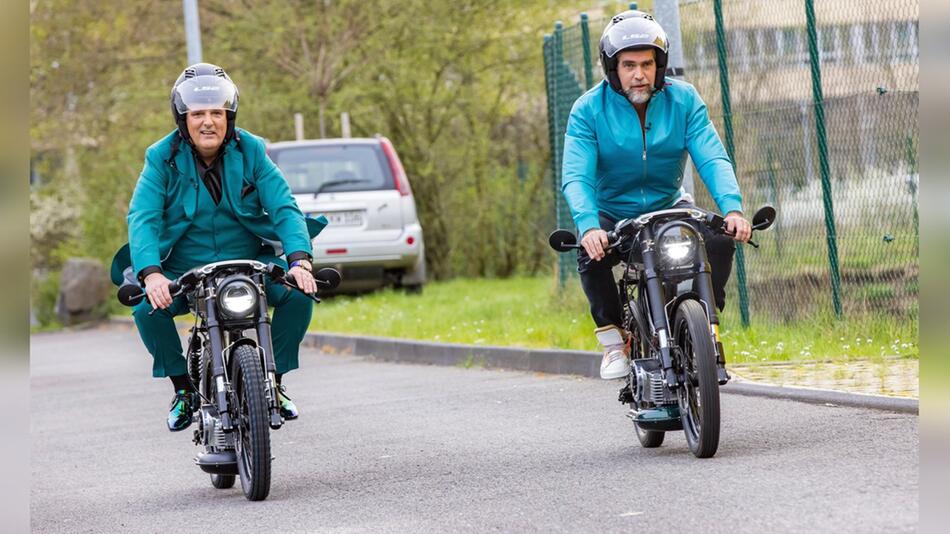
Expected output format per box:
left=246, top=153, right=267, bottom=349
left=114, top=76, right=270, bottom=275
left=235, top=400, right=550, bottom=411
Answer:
left=277, top=384, right=298, bottom=420
left=167, top=389, right=198, bottom=432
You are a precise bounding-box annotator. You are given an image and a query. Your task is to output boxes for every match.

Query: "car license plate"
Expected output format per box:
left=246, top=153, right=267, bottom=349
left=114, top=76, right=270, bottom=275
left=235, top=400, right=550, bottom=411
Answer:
left=323, top=210, right=364, bottom=227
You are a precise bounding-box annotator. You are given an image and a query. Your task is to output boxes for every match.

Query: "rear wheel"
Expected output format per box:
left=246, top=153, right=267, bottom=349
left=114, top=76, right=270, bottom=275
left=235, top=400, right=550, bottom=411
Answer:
left=232, top=345, right=271, bottom=501
left=210, top=474, right=236, bottom=489
left=634, top=423, right=665, bottom=448
left=674, top=300, right=720, bottom=458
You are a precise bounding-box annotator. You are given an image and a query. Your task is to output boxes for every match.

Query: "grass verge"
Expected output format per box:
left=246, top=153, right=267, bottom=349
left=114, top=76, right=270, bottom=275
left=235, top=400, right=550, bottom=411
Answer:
left=310, top=276, right=918, bottom=364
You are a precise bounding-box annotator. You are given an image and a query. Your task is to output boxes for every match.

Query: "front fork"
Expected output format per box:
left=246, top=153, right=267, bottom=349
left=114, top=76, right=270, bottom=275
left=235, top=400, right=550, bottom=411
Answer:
left=205, top=305, right=234, bottom=432
left=255, top=274, right=283, bottom=430
left=693, top=261, right=730, bottom=384
left=640, top=227, right=730, bottom=388
left=639, top=227, right=679, bottom=389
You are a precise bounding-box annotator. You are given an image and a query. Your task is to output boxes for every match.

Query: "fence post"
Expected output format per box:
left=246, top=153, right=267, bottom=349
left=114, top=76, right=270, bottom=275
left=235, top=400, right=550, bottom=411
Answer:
left=713, top=0, right=751, bottom=327
left=804, top=0, right=843, bottom=318
left=552, top=22, right=574, bottom=287
left=580, top=13, right=594, bottom=89
left=543, top=33, right=562, bottom=286
left=906, top=135, right=919, bottom=256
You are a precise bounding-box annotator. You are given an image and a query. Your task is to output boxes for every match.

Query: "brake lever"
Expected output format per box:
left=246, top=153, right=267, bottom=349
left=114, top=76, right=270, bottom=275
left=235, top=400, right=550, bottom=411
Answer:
left=722, top=228, right=760, bottom=249
left=281, top=277, right=321, bottom=303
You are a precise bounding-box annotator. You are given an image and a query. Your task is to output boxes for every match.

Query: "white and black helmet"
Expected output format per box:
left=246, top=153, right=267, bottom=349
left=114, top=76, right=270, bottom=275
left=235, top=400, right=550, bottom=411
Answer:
left=599, top=10, right=670, bottom=94
left=169, top=63, right=240, bottom=144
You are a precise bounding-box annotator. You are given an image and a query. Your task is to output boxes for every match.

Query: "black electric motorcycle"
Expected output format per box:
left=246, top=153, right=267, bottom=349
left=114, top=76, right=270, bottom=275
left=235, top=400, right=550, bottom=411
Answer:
left=549, top=205, right=775, bottom=458
left=118, top=260, right=341, bottom=500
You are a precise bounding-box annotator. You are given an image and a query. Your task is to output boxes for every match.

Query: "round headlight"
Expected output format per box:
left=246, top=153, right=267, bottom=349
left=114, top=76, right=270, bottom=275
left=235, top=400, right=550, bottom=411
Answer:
left=657, top=225, right=697, bottom=266
left=219, top=280, right=258, bottom=318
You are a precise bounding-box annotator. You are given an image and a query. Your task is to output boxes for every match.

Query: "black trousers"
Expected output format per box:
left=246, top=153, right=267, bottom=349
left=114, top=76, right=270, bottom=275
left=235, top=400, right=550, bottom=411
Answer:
left=577, top=204, right=736, bottom=328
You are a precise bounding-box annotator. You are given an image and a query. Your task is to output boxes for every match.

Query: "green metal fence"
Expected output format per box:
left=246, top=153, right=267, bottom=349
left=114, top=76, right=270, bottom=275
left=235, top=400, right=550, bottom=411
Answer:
left=543, top=0, right=919, bottom=328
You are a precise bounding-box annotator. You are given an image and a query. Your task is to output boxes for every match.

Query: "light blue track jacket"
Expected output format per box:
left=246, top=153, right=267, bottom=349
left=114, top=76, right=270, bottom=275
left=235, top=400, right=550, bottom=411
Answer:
left=561, top=79, right=743, bottom=236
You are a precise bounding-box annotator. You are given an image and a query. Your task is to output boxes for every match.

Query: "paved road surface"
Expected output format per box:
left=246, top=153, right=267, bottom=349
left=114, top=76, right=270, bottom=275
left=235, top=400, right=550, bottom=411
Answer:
left=31, top=326, right=918, bottom=533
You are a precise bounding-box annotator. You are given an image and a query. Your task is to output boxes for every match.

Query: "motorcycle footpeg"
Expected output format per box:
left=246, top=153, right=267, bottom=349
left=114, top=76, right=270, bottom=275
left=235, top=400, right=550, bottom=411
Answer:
left=717, top=367, right=731, bottom=385
left=269, top=411, right=283, bottom=430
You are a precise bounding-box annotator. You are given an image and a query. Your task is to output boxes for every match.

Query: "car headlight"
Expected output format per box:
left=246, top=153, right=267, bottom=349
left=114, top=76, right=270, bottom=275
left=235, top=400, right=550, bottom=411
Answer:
left=218, top=280, right=259, bottom=318
left=657, top=225, right=698, bottom=267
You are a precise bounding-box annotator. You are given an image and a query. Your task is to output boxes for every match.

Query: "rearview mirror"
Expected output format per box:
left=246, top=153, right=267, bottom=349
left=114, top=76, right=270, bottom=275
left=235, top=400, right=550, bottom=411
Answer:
left=548, top=229, right=579, bottom=252
left=752, top=205, right=777, bottom=231
left=315, top=267, right=342, bottom=289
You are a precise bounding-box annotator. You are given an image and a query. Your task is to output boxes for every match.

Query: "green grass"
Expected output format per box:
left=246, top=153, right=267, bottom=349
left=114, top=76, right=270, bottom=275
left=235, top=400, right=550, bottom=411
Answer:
left=310, top=276, right=598, bottom=350
left=310, top=276, right=919, bottom=363
left=716, top=308, right=918, bottom=365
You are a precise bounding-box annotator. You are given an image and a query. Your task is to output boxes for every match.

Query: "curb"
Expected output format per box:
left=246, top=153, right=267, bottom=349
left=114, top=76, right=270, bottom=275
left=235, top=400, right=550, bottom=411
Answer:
left=302, top=331, right=919, bottom=415
left=106, top=318, right=918, bottom=415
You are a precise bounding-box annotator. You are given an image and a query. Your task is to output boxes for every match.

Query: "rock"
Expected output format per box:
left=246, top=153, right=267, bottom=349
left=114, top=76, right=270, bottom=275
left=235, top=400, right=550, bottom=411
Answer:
left=56, top=258, right=110, bottom=325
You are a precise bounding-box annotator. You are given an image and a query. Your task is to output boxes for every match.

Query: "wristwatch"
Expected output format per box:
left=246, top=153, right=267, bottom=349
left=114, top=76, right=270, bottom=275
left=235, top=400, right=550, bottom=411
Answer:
left=290, top=259, right=313, bottom=272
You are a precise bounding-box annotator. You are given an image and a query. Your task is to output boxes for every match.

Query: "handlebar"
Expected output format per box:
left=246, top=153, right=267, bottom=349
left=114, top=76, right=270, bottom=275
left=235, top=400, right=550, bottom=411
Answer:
left=549, top=205, right=777, bottom=256
left=116, top=281, right=182, bottom=308
left=116, top=263, right=343, bottom=309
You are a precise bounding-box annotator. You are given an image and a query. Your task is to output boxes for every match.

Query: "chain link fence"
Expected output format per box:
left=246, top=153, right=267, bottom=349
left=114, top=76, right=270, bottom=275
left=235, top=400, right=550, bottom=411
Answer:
left=543, top=0, right=919, bottom=329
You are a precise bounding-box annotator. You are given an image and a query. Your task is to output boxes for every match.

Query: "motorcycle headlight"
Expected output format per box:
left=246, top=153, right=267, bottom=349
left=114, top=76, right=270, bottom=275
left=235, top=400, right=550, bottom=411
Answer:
left=218, top=280, right=259, bottom=318
left=657, top=225, right=698, bottom=267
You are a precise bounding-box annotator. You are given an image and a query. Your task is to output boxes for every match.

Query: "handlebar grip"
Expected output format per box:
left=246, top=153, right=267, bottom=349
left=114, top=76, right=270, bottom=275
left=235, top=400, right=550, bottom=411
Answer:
left=282, top=273, right=332, bottom=289
left=117, top=281, right=183, bottom=307
left=283, top=274, right=300, bottom=289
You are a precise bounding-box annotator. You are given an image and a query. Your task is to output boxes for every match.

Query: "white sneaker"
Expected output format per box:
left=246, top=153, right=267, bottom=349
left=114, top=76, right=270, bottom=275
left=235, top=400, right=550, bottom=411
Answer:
left=595, top=326, right=631, bottom=379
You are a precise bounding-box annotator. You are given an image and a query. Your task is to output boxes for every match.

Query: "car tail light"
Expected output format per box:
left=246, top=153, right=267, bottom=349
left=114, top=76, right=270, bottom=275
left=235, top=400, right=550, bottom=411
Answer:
left=327, top=248, right=348, bottom=255
left=406, top=236, right=415, bottom=245
left=379, top=137, right=412, bottom=196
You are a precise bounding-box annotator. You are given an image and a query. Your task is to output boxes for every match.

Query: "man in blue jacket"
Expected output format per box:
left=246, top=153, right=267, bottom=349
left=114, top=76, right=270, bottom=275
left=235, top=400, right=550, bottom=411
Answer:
left=114, top=63, right=322, bottom=431
left=562, top=11, right=751, bottom=380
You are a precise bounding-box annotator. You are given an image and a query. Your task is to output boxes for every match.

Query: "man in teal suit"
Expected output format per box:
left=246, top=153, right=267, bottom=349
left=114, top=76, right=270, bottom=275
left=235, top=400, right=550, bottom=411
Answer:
left=113, top=63, right=324, bottom=431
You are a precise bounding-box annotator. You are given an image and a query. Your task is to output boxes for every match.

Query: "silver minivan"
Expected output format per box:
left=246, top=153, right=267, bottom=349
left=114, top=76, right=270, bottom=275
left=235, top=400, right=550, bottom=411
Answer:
left=267, top=137, right=426, bottom=293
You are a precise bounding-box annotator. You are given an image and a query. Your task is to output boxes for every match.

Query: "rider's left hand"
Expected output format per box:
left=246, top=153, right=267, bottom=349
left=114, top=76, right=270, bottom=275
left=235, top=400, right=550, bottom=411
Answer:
left=724, top=211, right=751, bottom=243
left=288, top=266, right=318, bottom=295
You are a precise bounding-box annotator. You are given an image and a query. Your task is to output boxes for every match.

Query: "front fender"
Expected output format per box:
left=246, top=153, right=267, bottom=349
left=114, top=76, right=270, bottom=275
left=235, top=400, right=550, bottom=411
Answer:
left=667, top=292, right=713, bottom=328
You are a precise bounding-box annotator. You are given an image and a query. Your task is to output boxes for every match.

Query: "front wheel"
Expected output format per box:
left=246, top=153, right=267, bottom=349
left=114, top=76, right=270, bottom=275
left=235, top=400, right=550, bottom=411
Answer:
left=232, top=345, right=271, bottom=501
left=674, top=300, right=720, bottom=458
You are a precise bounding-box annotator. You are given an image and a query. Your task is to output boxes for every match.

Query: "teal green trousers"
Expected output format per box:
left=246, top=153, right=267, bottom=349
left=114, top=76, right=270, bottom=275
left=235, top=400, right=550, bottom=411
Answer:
left=132, top=277, right=313, bottom=378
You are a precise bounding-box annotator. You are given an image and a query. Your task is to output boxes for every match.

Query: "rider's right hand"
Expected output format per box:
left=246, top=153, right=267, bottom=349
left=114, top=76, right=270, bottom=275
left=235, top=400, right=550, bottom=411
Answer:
left=144, top=272, right=174, bottom=310
left=581, top=228, right=610, bottom=261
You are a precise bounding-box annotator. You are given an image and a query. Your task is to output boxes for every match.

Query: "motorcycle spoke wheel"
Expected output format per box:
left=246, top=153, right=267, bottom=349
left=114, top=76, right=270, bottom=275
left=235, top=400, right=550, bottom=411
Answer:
left=674, top=300, right=721, bottom=458
left=232, top=345, right=271, bottom=501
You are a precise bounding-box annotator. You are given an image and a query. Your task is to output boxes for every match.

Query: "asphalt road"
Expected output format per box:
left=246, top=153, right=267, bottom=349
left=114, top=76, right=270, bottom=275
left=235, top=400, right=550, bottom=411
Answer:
left=31, top=326, right=918, bottom=533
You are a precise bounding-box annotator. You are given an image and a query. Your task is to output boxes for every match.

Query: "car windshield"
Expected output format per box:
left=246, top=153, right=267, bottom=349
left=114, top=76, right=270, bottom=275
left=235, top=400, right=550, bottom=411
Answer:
left=269, top=145, right=391, bottom=194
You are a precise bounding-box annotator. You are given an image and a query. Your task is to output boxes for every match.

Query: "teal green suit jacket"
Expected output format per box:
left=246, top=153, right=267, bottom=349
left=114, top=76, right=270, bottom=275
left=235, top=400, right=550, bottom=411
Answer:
left=110, top=128, right=327, bottom=285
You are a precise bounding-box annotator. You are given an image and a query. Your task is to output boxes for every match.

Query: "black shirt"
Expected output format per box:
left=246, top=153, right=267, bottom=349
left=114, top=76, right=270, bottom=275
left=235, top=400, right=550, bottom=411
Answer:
left=195, top=151, right=224, bottom=205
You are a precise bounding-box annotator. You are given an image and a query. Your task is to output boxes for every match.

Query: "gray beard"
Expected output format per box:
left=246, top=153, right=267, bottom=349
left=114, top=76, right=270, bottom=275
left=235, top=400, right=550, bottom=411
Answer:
left=625, top=87, right=652, bottom=105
